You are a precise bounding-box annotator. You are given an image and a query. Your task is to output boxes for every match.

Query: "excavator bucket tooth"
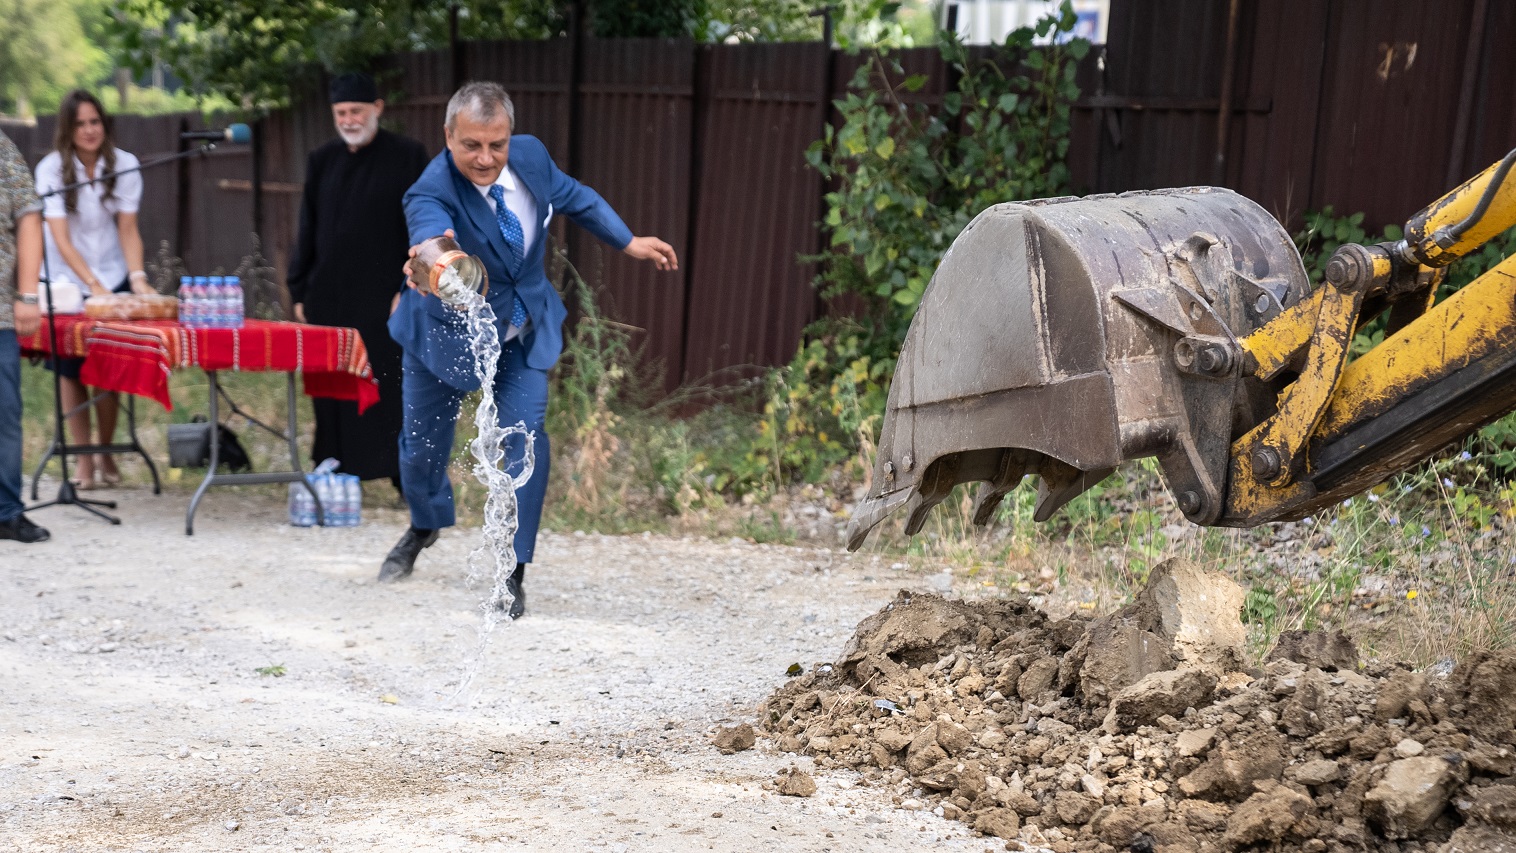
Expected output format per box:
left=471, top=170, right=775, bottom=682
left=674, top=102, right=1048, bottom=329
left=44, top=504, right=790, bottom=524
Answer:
left=1033, top=460, right=1117, bottom=523
left=845, top=188, right=1311, bottom=549
left=970, top=450, right=1031, bottom=526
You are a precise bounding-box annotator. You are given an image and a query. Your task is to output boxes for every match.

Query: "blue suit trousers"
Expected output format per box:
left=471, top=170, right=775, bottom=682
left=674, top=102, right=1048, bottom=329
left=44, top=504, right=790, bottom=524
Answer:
left=0, top=331, right=23, bottom=522
left=399, top=336, right=550, bottom=563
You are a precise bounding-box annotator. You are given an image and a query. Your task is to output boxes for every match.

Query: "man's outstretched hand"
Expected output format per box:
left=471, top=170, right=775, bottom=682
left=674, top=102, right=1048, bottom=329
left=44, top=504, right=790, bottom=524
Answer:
left=402, top=228, right=457, bottom=288
left=623, top=236, right=678, bottom=271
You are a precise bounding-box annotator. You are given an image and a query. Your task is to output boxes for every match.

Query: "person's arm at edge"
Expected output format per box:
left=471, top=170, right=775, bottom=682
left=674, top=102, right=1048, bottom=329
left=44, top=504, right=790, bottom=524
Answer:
left=115, top=157, right=150, bottom=294
left=542, top=144, right=677, bottom=271
left=15, top=210, right=43, bottom=338
left=117, top=212, right=150, bottom=293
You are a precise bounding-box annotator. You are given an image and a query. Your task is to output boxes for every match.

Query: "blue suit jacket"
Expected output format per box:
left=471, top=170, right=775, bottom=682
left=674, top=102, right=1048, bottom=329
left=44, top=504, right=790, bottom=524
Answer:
left=389, top=135, right=634, bottom=390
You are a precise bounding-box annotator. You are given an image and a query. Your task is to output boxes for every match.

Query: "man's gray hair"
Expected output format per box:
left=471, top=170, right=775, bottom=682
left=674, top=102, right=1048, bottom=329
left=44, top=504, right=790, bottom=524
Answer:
left=445, top=82, right=516, bottom=132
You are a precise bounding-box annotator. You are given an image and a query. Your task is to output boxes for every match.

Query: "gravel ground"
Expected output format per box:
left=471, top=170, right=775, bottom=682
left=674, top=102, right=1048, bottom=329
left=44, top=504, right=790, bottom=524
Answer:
left=0, top=484, right=998, bottom=852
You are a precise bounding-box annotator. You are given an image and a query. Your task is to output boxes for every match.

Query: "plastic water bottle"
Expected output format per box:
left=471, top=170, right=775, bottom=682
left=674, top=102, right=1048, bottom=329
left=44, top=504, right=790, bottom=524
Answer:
left=189, top=276, right=210, bottom=327
left=316, top=475, right=336, bottom=525
left=206, top=276, right=225, bottom=328
left=328, top=476, right=346, bottom=526
left=341, top=478, right=358, bottom=526
left=341, top=479, right=356, bottom=526
left=178, top=276, right=194, bottom=326
left=289, top=480, right=316, bottom=526
left=225, top=276, right=245, bottom=328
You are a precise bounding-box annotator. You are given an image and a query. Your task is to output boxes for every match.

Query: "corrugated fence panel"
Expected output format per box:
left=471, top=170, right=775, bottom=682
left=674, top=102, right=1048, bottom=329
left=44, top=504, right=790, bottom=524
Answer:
left=1233, top=0, right=1330, bottom=225
left=1309, top=0, right=1475, bottom=228
left=182, top=142, right=256, bottom=278
left=109, top=116, right=185, bottom=281
left=683, top=42, right=829, bottom=384
left=1097, top=0, right=1233, bottom=192
left=1466, top=1, right=1516, bottom=175
left=0, top=121, right=39, bottom=165
left=571, top=38, right=693, bottom=390
left=378, top=49, right=454, bottom=153
left=257, top=108, right=317, bottom=315
left=1067, top=49, right=1105, bottom=195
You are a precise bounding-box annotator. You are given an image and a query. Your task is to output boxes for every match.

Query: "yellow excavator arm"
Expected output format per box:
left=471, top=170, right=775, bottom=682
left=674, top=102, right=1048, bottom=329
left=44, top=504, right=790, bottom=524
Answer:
left=846, top=148, right=1516, bottom=549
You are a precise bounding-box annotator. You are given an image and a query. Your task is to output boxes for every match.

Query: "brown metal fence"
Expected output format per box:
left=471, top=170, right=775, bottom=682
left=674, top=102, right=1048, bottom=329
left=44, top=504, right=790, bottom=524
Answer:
left=3, top=0, right=1510, bottom=393
left=1089, top=0, right=1513, bottom=230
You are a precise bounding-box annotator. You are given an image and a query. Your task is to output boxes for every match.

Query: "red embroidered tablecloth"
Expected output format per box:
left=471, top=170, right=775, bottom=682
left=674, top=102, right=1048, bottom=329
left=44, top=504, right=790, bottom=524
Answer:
left=21, top=317, right=380, bottom=413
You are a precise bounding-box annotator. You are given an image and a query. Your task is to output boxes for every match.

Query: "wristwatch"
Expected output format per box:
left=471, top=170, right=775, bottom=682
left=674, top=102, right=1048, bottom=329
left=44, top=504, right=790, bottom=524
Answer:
left=17, top=293, right=38, bottom=305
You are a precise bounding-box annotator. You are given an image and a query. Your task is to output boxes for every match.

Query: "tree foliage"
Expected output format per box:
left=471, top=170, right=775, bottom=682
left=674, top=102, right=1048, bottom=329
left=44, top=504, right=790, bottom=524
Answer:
left=587, top=0, right=702, bottom=37
left=581, top=0, right=930, bottom=44
left=0, top=0, right=112, bottom=117
left=109, top=1, right=567, bottom=112
left=109, top=0, right=924, bottom=114
left=806, top=1, right=1089, bottom=345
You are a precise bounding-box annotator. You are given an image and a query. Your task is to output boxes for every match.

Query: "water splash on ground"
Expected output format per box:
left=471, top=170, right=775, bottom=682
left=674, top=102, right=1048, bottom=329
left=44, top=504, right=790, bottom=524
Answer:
left=437, top=268, right=534, bottom=695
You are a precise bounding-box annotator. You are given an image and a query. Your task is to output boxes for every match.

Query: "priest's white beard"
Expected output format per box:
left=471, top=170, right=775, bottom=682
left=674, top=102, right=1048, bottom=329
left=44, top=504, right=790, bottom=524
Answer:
left=338, top=112, right=379, bottom=148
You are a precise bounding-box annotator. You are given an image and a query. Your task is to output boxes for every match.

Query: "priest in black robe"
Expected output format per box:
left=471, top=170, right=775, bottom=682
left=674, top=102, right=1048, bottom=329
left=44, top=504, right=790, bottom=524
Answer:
left=288, top=73, right=429, bottom=485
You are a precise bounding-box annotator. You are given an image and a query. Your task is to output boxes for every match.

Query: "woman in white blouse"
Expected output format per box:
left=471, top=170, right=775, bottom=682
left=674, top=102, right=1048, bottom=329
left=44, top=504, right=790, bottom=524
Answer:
left=35, top=90, right=153, bottom=490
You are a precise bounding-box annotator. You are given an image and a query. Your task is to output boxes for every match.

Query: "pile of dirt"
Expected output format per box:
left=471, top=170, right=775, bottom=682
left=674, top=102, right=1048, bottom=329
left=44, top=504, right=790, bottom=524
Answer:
left=759, top=560, right=1516, bottom=852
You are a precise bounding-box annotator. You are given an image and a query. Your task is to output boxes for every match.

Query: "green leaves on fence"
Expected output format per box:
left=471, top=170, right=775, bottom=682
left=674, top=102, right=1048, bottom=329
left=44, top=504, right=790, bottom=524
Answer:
left=806, top=1, right=1089, bottom=347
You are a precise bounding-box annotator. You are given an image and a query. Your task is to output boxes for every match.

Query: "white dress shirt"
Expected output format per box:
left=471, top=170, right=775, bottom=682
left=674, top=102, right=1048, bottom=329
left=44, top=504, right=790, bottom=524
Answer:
left=474, top=167, right=538, bottom=341
left=35, top=149, right=142, bottom=291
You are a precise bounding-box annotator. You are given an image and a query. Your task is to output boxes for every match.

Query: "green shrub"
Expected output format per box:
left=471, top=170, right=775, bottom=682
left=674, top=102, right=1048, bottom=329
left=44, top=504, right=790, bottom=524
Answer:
left=739, top=3, right=1089, bottom=494
left=807, top=1, right=1088, bottom=346
left=743, top=323, right=892, bottom=492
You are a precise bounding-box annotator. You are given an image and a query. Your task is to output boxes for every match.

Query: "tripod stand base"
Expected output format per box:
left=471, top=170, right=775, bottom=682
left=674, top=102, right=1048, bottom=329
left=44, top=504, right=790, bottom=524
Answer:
left=29, top=479, right=121, bottom=525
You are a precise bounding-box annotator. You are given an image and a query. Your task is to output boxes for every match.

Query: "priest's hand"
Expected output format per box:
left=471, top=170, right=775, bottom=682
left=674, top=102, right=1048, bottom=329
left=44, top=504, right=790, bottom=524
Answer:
left=623, top=236, right=678, bottom=271
left=293, top=303, right=306, bottom=323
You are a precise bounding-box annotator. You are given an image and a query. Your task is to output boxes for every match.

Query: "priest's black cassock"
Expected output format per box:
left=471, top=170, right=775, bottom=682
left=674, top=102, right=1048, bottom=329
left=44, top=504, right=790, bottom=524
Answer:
left=288, top=128, right=429, bottom=481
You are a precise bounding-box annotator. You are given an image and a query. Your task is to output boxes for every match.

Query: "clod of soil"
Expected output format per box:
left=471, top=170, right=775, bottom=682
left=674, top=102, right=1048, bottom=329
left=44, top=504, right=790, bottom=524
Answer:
left=760, top=559, right=1516, bottom=853
left=775, top=768, right=817, bottom=797
left=712, top=723, right=757, bottom=754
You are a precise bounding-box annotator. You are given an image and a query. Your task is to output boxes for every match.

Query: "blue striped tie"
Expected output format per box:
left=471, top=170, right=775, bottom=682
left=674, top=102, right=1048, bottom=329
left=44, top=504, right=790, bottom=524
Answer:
left=488, top=184, right=529, bottom=329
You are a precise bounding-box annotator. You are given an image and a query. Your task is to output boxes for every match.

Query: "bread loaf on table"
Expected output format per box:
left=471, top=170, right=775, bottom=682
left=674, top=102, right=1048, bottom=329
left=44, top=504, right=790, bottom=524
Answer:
left=84, top=294, right=180, bottom=321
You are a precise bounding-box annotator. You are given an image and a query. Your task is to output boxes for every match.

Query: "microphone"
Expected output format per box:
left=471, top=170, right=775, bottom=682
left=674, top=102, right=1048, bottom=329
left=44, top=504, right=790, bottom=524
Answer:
left=180, top=123, right=252, bottom=144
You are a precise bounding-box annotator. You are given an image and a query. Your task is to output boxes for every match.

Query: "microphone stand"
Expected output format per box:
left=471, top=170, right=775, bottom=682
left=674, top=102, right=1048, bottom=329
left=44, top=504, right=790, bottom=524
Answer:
left=27, top=140, right=226, bottom=524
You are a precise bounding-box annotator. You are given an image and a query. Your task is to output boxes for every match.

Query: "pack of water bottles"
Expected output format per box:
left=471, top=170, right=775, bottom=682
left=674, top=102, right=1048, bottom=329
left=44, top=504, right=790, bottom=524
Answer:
left=177, top=274, right=245, bottom=329
left=288, top=458, right=362, bottom=527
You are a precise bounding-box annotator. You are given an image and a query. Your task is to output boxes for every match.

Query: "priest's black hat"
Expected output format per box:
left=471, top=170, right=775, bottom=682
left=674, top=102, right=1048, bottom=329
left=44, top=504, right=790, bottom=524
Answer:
left=329, top=73, right=379, bottom=104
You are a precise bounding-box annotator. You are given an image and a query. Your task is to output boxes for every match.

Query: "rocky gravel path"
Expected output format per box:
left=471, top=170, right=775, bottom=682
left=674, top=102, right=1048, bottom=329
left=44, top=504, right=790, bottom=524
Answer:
left=0, top=487, right=994, bottom=852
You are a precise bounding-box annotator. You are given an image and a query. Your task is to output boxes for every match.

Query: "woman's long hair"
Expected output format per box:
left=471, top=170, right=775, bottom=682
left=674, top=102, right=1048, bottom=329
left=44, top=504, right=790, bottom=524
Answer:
left=53, top=90, right=117, bottom=214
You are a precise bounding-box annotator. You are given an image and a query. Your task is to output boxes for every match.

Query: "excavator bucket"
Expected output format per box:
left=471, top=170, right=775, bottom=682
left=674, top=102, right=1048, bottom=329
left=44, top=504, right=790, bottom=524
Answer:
left=845, top=188, right=1312, bottom=550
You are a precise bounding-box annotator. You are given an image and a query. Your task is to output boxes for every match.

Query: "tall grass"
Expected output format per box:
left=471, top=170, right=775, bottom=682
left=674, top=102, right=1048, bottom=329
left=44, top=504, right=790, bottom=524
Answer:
left=20, top=359, right=313, bottom=491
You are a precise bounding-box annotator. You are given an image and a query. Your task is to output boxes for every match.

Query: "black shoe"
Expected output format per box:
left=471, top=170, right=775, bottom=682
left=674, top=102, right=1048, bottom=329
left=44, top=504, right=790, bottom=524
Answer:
left=378, top=527, right=438, bottom=582
left=499, top=563, right=526, bottom=620
left=0, top=514, right=50, bottom=543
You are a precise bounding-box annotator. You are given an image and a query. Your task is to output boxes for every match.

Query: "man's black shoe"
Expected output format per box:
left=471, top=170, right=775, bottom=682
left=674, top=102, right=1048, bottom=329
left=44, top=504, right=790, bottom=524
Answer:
left=378, top=527, right=438, bottom=582
left=0, top=514, right=50, bottom=543
left=498, top=563, right=526, bottom=620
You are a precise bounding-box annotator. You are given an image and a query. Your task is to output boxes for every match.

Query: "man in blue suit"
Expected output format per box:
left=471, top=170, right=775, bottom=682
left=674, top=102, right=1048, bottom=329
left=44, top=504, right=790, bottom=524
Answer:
left=382, top=81, right=677, bottom=617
